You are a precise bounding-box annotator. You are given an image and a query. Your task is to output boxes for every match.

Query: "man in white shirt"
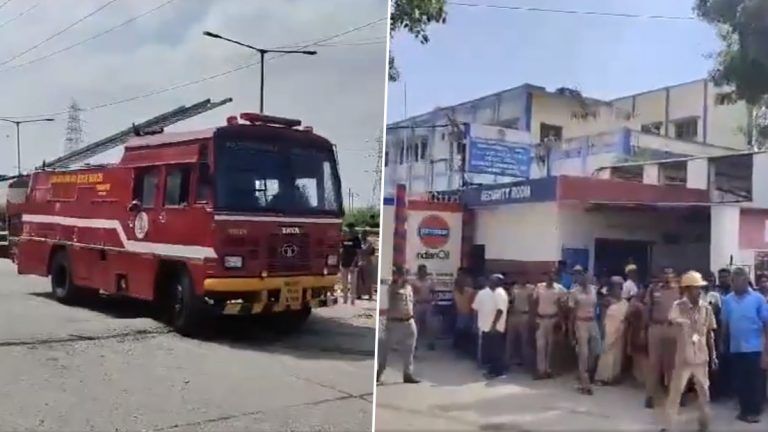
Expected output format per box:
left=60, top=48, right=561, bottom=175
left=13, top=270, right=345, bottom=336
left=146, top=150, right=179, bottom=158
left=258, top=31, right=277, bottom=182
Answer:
left=472, top=273, right=509, bottom=379
left=622, top=264, right=640, bottom=300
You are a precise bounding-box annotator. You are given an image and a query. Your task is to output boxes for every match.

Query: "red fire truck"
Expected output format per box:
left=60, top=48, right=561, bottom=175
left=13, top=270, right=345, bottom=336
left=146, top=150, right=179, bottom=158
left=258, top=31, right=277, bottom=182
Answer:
left=9, top=113, right=342, bottom=335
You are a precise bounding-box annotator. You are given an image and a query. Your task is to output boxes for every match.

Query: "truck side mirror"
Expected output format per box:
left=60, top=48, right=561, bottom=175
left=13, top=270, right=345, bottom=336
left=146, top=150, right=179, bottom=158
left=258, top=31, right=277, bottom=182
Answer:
left=128, top=200, right=143, bottom=213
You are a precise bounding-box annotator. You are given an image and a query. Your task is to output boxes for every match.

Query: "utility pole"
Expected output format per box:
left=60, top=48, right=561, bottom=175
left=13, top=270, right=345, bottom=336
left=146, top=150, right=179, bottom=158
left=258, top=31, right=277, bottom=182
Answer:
left=202, top=31, right=317, bottom=113
left=447, top=114, right=466, bottom=188
left=0, top=117, right=55, bottom=175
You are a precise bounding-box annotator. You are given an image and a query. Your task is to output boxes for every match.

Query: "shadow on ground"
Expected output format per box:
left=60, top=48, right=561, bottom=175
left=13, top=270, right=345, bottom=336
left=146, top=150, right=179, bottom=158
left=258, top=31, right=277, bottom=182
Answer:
left=29, top=291, right=375, bottom=361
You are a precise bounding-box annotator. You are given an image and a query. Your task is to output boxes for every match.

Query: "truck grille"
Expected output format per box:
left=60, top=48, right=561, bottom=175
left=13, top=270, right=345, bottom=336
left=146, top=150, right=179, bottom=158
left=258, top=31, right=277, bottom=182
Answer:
left=267, top=233, right=311, bottom=273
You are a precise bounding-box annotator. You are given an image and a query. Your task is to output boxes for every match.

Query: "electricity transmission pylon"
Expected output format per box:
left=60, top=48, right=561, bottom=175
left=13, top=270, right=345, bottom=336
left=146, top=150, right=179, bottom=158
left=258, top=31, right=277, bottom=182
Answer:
left=63, top=99, right=84, bottom=155
left=371, top=131, right=383, bottom=207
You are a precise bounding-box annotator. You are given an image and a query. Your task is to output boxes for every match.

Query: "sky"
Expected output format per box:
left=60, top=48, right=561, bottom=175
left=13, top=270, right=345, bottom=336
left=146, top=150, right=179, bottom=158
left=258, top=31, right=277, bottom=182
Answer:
left=0, top=0, right=389, bottom=207
left=387, top=0, right=723, bottom=123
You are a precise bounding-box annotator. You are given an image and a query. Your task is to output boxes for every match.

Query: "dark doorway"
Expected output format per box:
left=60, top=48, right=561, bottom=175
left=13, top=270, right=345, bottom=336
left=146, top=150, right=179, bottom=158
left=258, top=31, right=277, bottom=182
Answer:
left=469, top=244, right=486, bottom=279
left=594, top=238, right=652, bottom=283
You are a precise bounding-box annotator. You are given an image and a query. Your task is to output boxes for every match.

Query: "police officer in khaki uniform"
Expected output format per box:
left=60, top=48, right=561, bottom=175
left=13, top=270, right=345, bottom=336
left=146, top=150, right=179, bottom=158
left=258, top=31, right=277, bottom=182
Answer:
left=664, top=271, right=717, bottom=432
left=533, top=270, right=567, bottom=379
left=645, top=268, right=681, bottom=408
left=569, top=265, right=601, bottom=395
left=507, top=281, right=535, bottom=368
left=377, top=265, right=421, bottom=384
left=412, top=264, right=436, bottom=351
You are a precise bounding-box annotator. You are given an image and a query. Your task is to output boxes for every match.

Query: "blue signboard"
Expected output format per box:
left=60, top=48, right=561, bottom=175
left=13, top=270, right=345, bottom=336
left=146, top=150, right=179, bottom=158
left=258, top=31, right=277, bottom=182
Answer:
left=466, top=137, right=532, bottom=178
left=462, top=177, right=557, bottom=208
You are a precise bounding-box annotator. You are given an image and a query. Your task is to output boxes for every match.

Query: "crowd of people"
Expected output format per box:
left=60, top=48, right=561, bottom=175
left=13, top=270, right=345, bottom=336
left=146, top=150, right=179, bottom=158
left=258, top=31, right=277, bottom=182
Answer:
left=379, top=261, right=768, bottom=431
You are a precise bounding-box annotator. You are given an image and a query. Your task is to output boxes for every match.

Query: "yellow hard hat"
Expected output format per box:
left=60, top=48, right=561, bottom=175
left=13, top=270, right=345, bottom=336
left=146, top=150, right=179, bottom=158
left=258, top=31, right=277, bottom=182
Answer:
left=625, top=264, right=638, bottom=274
left=680, top=271, right=707, bottom=288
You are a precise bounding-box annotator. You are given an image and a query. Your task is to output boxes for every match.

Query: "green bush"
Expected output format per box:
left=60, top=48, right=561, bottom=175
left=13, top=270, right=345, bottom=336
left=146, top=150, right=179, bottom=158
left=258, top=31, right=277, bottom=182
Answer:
left=344, top=207, right=380, bottom=229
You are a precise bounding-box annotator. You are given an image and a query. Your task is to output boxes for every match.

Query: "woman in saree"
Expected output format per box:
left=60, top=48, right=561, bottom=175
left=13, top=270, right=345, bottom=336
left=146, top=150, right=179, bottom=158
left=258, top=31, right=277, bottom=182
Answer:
left=595, top=277, right=629, bottom=385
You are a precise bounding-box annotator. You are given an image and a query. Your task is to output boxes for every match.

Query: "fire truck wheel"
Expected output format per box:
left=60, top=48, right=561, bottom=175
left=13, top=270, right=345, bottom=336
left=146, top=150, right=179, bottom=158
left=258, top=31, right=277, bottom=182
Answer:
left=50, top=250, right=80, bottom=304
left=267, top=307, right=312, bottom=334
left=170, top=269, right=205, bottom=337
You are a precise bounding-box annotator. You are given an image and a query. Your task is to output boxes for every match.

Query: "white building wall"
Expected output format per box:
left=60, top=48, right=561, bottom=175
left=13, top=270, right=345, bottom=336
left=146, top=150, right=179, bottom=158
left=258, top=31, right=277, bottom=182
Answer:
left=668, top=80, right=704, bottom=138
left=612, top=79, right=748, bottom=149
left=529, top=93, right=627, bottom=141
left=711, top=205, right=741, bottom=271
left=474, top=202, right=560, bottom=262
left=385, top=79, right=749, bottom=198
left=686, top=158, right=710, bottom=190
left=558, top=203, right=708, bottom=274
left=752, top=152, right=768, bottom=208
left=633, top=133, right=733, bottom=157
left=706, top=85, right=750, bottom=149
left=385, top=87, right=530, bottom=196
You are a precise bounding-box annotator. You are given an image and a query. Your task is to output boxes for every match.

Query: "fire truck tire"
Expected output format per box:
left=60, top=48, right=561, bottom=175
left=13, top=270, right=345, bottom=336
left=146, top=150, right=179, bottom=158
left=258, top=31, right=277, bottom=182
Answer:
left=50, top=250, right=81, bottom=304
left=170, top=269, right=205, bottom=337
left=267, top=307, right=312, bottom=334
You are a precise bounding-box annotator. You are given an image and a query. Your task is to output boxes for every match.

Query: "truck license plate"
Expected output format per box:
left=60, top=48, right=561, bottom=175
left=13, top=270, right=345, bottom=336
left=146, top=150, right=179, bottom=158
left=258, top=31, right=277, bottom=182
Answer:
left=285, top=287, right=302, bottom=305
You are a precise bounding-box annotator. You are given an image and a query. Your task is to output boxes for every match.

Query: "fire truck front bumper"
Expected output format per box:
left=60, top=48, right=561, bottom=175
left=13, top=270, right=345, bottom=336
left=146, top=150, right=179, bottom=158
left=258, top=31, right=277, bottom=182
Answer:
left=202, top=275, right=339, bottom=315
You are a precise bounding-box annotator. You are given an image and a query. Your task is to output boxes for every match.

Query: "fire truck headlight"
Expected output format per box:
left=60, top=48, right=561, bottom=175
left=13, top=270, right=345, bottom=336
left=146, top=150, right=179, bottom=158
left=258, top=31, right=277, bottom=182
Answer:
left=223, top=256, right=243, bottom=269
left=326, top=254, right=338, bottom=266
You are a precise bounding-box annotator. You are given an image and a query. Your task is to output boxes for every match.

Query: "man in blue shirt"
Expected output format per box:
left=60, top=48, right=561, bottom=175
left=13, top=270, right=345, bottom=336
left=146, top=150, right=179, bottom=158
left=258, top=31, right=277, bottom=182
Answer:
left=721, top=267, right=768, bottom=423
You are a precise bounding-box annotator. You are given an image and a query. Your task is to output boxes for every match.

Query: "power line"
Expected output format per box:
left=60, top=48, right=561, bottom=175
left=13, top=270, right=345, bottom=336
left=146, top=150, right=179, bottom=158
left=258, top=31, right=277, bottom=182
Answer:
left=448, top=1, right=697, bottom=21
left=273, top=28, right=384, bottom=50
left=1, top=17, right=387, bottom=119
left=0, top=0, right=12, bottom=12
left=0, top=0, right=177, bottom=72
left=281, top=38, right=386, bottom=49
left=0, top=0, right=121, bottom=67
left=0, top=2, right=38, bottom=31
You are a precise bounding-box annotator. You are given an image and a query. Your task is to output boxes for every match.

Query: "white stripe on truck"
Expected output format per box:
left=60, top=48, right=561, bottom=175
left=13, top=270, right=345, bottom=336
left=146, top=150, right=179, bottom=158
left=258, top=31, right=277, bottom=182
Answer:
left=21, top=214, right=217, bottom=260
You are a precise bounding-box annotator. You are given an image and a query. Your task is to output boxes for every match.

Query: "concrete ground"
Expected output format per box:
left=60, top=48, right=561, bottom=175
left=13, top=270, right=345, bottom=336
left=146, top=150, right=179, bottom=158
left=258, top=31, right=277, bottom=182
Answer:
left=0, top=261, right=375, bottom=431
left=375, top=342, right=765, bottom=432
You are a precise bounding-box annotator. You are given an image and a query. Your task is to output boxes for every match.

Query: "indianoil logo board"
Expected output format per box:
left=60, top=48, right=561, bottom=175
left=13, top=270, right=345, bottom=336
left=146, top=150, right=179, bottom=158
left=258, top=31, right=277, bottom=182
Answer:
left=417, top=214, right=450, bottom=249
left=405, top=209, right=462, bottom=283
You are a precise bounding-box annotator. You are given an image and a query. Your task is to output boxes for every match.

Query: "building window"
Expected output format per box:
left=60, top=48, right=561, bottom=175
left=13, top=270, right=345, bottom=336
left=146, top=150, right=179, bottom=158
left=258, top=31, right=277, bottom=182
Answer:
left=456, top=140, right=466, bottom=157
left=673, top=118, right=698, bottom=140
left=398, top=145, right=404, bottom=165
left=384, top=150, right=389, bottom=167
left=540, top=123, right=563, bottom=143
left=494, top=117, right=520, bottom=130
left=641, top=121, right=663, bottom=135
left=715, top=92, right=737, bottom=106
left=419, top=138, right=429, bottom=161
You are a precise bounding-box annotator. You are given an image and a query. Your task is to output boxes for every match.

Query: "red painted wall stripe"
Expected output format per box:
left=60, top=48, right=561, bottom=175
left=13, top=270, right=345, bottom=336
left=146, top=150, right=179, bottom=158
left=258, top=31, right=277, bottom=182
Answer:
left=393, top=184, right=407, bottom=268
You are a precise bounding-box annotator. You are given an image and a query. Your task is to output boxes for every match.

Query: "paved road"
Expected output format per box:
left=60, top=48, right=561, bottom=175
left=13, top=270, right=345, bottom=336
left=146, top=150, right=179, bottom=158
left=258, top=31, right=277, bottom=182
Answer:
left=0, top=261, right=375, bottom=431
left=375, top=343, right=766, bottom=432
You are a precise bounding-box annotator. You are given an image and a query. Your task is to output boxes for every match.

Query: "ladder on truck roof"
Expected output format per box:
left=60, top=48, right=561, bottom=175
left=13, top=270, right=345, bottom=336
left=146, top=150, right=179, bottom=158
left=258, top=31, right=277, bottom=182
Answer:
left=43, top=97, right=233, bottom=169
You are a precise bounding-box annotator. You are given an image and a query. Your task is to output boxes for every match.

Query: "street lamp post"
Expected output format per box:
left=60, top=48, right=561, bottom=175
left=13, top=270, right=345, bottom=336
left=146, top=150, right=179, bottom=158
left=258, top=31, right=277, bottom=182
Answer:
left=202, top=31, right=317, bottom=113
left=0, top=118, right=55, bottom=175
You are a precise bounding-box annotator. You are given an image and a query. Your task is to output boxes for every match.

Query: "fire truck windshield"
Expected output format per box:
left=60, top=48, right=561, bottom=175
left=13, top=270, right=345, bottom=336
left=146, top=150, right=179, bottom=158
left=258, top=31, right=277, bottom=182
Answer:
left=214, top=141, right=342, bottom=215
